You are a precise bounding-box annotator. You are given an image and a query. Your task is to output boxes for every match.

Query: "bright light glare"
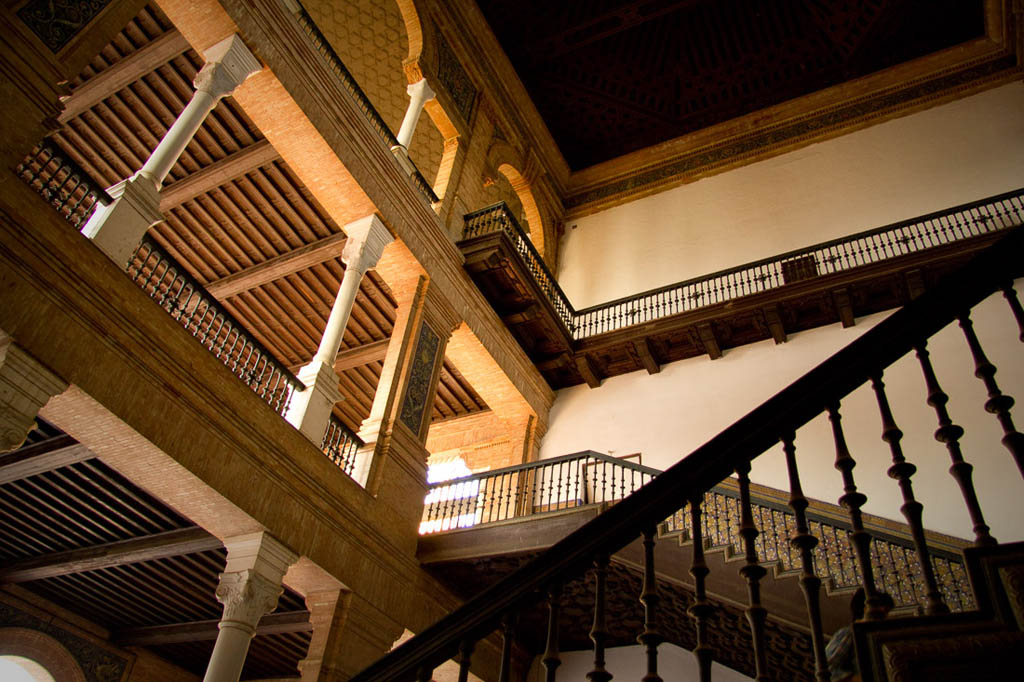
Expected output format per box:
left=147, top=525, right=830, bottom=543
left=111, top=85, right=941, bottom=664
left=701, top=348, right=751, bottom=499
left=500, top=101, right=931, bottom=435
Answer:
left=0, top=657, right=55, bottom=682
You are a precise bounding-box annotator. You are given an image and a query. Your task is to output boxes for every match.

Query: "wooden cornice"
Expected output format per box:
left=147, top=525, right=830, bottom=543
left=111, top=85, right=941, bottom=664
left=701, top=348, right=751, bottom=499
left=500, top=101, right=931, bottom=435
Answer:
left=564, top=0, right=1023, bottom=218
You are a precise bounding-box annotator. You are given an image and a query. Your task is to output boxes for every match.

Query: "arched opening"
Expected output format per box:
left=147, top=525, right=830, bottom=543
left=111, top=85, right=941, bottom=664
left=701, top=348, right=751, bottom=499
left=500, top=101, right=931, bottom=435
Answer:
left=0, top=656, right=56, bottom=682
left=0, top=629, right=87, bottom=682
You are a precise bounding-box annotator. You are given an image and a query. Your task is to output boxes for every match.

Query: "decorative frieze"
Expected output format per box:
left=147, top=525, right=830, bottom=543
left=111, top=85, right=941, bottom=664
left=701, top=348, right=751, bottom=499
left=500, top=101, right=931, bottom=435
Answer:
left=17, top=0, right=112, bottom=52
left=399, top=323, right=441, bottom=436
left=436, top=34, right=476, bottom=123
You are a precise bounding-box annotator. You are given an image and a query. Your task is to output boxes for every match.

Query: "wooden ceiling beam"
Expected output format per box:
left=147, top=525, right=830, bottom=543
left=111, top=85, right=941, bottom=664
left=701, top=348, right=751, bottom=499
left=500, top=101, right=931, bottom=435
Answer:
left=205, top=231, right=347, bottom=299
left=0, top=437, right=94, bottom=485
left=58, top=29, right=191, bottom=123
left=115, top=610, right=311, bottom=645
left=332, top=338, right=389, bottom=373
left=0, top=527, right=221, bottom=583
left=159, top=139, right=280, bottom=209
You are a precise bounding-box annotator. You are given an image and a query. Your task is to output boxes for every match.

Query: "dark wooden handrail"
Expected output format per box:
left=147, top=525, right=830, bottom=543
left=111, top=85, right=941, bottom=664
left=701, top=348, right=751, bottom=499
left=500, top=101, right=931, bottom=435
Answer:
left=351, top=226, right=1024, bottom=680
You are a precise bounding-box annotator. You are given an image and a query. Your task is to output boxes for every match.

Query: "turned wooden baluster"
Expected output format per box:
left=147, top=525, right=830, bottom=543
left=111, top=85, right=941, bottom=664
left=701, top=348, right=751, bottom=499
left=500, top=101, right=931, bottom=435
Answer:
left=736, top=461, right=769, bottom=681
left=781, top=432, right=829, bottom=682
left=959, top=311, right=1024, bottom=478
left=454, top=639, right=474, bottom=682
left=542, top=583, right=562, bottom=682
left=498, top=612, right=515, bottom=682
left=588, top=553, right=613, bottom=682
left=827, top=402, right=887, bottom=617
left=870, top=372, right=948, bottom=615
left=688, top=495, right=715, bottom=682
left=915, top=340, right=996, bottom=546
left=638, top=526, right=663, bottom=682
left=1002, top=283, right=1024, bottom=341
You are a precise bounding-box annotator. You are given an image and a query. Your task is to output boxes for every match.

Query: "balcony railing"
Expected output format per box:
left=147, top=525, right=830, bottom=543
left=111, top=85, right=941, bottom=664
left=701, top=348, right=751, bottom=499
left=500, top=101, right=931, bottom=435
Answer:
left=464, top=189, right=1024, bottom=340
left=291, top=2, right=439, bottom=204
left=663, top=484, right=973, bottom=613
left=420, top=450, right=659, bottom=534
left=354, top=225, right=1024, bottom=682
left=321, top=414, right=362, bottom=476
left=128, top=237, right=303, bottom=415
left=16, top=141, right=111, bottom=229
left=463, top=203, right=576, bottom=330
left=423, top=450, right=973, bottom=612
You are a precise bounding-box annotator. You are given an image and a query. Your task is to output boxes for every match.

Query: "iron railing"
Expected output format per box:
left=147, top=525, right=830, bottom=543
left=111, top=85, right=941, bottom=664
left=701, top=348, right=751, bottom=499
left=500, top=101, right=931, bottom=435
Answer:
left=463, top=203, right=575, bottom=330
left=464, top=190, right=1024, bottom=341
left=663, top=485, right=974, bottom=613
left=16, top=142, right=111, bottom=229
left=321, top=414, right=362, bottom=476
left=352, top=227, right=1024, bottom=681
left=420, top=450, right=660, bottom=534
left=128, top=237, right=303, bottom=415
left=291, top=2, right=440, bottom=204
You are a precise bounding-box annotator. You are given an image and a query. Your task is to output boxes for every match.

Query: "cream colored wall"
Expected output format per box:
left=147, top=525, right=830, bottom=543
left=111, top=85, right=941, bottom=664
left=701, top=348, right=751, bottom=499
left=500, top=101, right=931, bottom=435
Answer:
left=557, top=83, right=1024, bottom=308
left=541, top=84, right=1024, bottom=541
left=305, top=0, right=445, bottom=183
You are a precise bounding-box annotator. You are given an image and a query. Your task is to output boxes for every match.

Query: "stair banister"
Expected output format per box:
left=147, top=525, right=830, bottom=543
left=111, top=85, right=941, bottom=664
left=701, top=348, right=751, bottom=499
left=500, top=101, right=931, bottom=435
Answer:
left=350, top=227, right=1024, bottom=681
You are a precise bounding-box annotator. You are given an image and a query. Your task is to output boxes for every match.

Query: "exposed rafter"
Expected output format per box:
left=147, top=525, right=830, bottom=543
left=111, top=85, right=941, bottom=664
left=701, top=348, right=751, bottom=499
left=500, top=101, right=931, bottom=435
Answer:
left=59, top=29, right=191, bottom=123
left=0, top=436, right=93, bottom=485
left=0, top=527, right=222, bottom=582
left=332, top=338, right=389, bottom=372
left=115, top=610, right=312, bottom=645
left=205, top=231, right=347, bottom=299
left=159, top=139, right=280, bottom=209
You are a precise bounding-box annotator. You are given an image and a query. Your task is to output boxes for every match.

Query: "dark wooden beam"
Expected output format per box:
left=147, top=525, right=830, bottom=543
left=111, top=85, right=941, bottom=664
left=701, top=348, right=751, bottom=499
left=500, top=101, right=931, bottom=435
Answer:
left=501, top=304, right=540, bottom=326
left=905, top=269, right=926, bottom=300
left=115, top=610, right=311, bottom=646
left=697, top=323, right=722, bottom=360
left=832, top=288, right=856, bottom=328
left=205, top=231, right=347, bottom=299
left=762, top=304, right=787, bottom=344
left=0, top=436, right=94, bottom=485
left=574, top=354, right=602, bottom=388
left=0, top=527, right=221, bottom=583
left=159, top=139, right=280, bottom=210
left=59, top=30, right=191, bottom=123
left=631, top=338, right=661, bottom=375
left=333, top=339, right=389, bottom=372
left=535, top=353, right=571, bottom=372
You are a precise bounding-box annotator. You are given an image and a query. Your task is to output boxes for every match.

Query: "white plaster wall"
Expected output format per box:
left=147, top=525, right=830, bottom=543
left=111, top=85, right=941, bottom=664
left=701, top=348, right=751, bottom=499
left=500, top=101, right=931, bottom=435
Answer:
left=540, top=283, right=1024, bottom=542
left=558, top=83, right=1024, bottom=308
left=525, top=643, right=753, bottom=682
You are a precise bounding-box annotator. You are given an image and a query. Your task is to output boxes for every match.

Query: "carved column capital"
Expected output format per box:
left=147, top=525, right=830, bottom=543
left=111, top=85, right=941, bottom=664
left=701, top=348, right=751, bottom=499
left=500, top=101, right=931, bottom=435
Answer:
left=0, top=331, right=68, bottom=453
left=214, top=569, right=284, bottom=633
left=194, top=34, right=262, bottom=100
left=342, top=215, right=394, bottom=276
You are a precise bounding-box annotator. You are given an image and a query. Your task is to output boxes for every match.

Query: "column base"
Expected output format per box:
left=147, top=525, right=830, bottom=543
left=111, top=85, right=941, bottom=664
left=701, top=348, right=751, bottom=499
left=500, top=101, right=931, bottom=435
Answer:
left=286, top=360, right=343, bottom=445
left=81, top=174, right=163, bottom=268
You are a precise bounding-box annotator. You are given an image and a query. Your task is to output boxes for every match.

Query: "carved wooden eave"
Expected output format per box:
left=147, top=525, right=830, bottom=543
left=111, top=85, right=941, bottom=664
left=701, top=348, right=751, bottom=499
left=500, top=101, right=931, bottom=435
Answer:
left=563, top=0, right=1024, bottom=219
left=460, top=227, right=1016, bottom=391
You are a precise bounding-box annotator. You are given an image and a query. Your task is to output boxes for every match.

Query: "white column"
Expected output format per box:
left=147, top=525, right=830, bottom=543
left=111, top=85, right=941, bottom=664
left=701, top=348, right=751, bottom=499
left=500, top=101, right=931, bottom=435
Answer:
left=285, top=215, right=393, bottom=442
left=204, top=532, right=298, bottom=682
left=82, top=34, right=262, bottom=267
left=0, top=330, right=68, bottom=453
left=395, top=79, right=435, bottom=150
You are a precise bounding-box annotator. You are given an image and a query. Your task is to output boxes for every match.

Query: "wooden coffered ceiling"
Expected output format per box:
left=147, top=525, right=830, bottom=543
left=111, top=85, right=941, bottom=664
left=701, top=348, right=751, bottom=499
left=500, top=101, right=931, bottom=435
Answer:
left=478, top=0, right=987, bottom=172
left=47, top=4, right=488, bottom=434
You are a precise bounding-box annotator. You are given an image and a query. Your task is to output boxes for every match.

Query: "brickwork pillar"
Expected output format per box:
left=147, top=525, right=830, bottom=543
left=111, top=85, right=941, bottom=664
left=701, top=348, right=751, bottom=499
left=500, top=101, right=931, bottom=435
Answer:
left=353, top=242, right=461, bottom=546
left=0, top=330, right=68, bottom=453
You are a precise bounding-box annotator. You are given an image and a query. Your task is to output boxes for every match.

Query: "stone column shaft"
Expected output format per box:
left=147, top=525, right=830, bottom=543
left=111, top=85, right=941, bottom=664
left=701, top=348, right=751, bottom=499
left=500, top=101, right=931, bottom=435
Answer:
left=204, top=532, right=297, bottom=682
left=83, top=34, right=261, bottom=267
left=286, top=215, right=393, bottom=444
left=395, top=79, right=435, bottom=150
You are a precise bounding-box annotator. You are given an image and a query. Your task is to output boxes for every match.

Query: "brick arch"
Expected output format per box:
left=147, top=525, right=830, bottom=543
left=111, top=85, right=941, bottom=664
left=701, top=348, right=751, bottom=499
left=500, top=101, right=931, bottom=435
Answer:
left=0, top=628, right=87, bottom=682
left=486, top=141, right=547, bottom=258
